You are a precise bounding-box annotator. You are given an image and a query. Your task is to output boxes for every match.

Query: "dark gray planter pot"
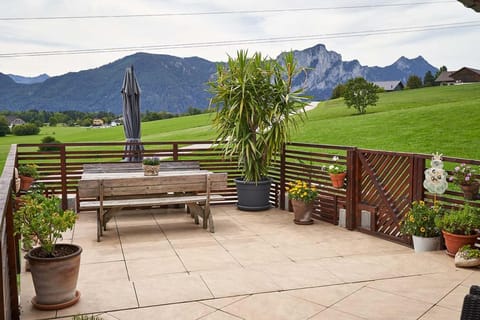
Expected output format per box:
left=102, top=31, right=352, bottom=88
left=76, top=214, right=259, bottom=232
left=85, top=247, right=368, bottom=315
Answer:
left=235, top=177, right=272, bottom=211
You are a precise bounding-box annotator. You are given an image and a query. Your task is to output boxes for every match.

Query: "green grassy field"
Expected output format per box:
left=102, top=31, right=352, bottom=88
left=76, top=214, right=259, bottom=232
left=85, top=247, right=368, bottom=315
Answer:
left=1, top=83, right=479, bottom=168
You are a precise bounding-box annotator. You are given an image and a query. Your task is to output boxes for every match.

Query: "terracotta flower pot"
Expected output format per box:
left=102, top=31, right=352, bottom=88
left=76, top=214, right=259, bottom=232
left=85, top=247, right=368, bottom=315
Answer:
left=329, top=172, right=346, bottom=188
left=19, top=175, right=35, bottom=191
left=442, top=230, right=479, bottom=256
left=291, top=199, right=314, bottom=225
left=26, top=244, right=82, bottom=310
left=460, top=183, right=479, bottom=200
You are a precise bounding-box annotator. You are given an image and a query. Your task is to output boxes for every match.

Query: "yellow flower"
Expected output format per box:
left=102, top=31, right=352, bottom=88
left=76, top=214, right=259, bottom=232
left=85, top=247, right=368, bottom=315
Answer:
left=419, top=200, right=425, bottom=206
left=409, top=216, right=415, bottom=222
left=423, top=216, right=427, bottom=221
left=420, top=227, right=426, bottom=233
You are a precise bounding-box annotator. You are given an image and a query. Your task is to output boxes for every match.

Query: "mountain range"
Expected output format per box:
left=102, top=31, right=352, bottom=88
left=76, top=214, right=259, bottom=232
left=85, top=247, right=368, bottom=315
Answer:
left=0, top=44, right=437, bottom=114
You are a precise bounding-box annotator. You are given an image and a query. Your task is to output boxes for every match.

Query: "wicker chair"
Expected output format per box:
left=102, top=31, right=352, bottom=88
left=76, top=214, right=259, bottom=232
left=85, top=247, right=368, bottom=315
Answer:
left=460, top=285, right=480, bottom=320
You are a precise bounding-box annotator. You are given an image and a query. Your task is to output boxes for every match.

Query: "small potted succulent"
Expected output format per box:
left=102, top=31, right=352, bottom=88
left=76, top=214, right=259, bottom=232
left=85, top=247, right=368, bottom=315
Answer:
left=448, top=163, right=478, bottom=200
left=142, top=157, right=161, bottom=176
left=17, top=163, right=39, bottom=191
left=14, top=192, right=81, bottom=310
left=286, top=180, right=319, bottom=225
left=435, top=204, right=480, bottom=256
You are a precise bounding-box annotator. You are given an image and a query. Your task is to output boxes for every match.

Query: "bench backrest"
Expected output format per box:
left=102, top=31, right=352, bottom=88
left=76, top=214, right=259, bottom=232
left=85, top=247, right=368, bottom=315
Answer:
left=82, top=161, right=200, bottom=174
left=78, top=172, right=227, bottom=199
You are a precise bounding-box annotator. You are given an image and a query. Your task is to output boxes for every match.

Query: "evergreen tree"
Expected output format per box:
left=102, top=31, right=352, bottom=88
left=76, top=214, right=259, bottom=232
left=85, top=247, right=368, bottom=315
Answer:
left=406, top=75, right=423, bottom=89
left=423, top=71, right=435, bottom=87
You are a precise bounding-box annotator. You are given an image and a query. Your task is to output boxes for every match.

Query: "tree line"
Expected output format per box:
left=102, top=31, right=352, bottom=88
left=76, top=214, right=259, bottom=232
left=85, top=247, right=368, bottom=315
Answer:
left=0, top=107, right=211, bottom=137
left=331, top=66, right=447, bottom=100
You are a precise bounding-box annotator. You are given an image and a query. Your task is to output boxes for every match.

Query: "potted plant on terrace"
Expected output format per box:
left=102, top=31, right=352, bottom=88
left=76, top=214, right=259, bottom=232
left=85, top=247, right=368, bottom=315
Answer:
left=435, top=204, right=480, bottom=256
left=448, top=163, right=478, bottom=200
left=286, top=180, right=319, bottom=225
left=209, top=50, right=310, bottom=211
left=401, top=200, right=442, bottom=252
left=327, top=156, right=347, bottom=188
left=14, top=192, right=81, bottom=310
left=142, top=157, right=160, bottom=176
left=17, top=163, right=39, bottom=191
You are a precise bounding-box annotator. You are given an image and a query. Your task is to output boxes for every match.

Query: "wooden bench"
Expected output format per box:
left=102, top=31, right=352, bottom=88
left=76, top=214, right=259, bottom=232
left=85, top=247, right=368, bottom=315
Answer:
left=78, top=167, right=227, bottom=241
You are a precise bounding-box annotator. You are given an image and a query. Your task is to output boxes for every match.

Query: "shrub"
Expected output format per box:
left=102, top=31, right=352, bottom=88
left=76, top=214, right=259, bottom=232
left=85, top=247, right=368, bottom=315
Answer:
left=12, top=123, right=40, bottom=136
left=142, top=157, right=160, bottom=165
left=38, top=136, right=62, bottom=152
left=435, top=204, right=480, bottom=235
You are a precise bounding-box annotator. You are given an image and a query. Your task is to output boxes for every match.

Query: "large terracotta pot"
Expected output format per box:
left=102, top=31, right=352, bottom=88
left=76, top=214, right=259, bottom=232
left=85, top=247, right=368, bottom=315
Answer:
left=442, top=230, right=478, bottom=256
left=26, top=244, right=82, bottom=310
left=460, top=183, right=479, bottom=200
left=291, top=199, right=314, bottom=225
left=329, top=172, right=346, bottom=188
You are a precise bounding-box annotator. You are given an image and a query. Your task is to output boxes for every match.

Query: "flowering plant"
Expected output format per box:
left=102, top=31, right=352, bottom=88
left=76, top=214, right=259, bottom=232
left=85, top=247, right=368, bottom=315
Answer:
left=286, top=180, right=319, bottom=203
left=449, top=163, right=477, bottom=186
left=327, top=156, right=346, bottom=174
left=401, top=200, right=442, bottom=237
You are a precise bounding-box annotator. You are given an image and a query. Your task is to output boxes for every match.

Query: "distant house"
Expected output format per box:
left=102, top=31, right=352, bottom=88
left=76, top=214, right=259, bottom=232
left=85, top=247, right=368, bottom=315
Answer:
left=435, top=71, right=455, bottom=85
left=92, top=118, right=104, bottom=126
left=5, top=116, right=25, bottom=128
left=435, top=67, right=480, bottom=85
left=372, top=81, right=404, bottom=92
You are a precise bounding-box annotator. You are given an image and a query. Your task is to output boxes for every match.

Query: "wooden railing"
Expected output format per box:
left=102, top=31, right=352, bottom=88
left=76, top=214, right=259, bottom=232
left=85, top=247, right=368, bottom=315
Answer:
left=0, top=145, right=20, bottom=320
left=2, top=141, right=479, bottom=317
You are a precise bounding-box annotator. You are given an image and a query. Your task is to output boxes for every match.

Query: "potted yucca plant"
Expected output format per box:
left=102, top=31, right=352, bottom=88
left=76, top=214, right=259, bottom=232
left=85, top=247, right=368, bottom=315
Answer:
left=209, top=50, right=310, bottom=211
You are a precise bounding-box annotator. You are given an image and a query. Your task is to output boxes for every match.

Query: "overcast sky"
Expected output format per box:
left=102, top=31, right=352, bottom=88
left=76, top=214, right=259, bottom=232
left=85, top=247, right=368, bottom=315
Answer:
left=0, top=0, right=478, bottom=77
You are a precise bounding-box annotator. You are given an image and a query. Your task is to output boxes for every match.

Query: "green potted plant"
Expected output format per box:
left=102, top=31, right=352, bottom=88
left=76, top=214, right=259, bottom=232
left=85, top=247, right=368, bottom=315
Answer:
left=209, top=50, right=310, bottom=211
left=142, top=157, right=160, bottom=176
left=448, top=163, right=478, bottom=200
left=400, top=200, right=442, bottom=252
left=435, top=204, right=480, bottom=256
left=14, top=192, right=81, bottom=310
left=17, top=163, right=39, bottom=191
left=286, top=180, right=319, bottom=225
left=326, top=156, right=347, bottom=188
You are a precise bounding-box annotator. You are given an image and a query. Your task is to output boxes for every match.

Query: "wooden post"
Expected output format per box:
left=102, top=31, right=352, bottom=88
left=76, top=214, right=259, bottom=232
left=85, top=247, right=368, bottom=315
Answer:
left=279, top=143, right=286, bottom=210
left=345, top=148, right=358, bottom=230
left=59, top=145, right=68, bottom=211
left=173, top=143, right=179, bottom=161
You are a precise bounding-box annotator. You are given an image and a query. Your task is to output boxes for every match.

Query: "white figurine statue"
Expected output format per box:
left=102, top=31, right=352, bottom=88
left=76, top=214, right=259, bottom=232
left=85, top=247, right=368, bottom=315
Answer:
left=423, top=152, right=448, bottom=194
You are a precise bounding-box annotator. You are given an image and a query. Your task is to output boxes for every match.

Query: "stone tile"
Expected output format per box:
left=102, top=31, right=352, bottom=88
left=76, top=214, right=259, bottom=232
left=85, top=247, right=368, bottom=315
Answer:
left=56, top=279, right=138, bottom=317
left=169, top=238, right=219, bottom=249
left=251, top=261, right=343, bottom=290
left=220, top=239, right=290, bottom=267
left=79, top=261, right=129, bottom=282
left=436, top=283, right=470, bottom=311
left=134, top=273, right=213, bottom=306
left=460, top=269, right=480, bottom=287
left=77, top=241, right=124, bottom=264
left=222, top=292, right=325, bottom=320
left=287, top=283, right=367, bottom=307
left=332, top=287, right=432, bottom=320
left=107, top=302, right=215, bottom=320
left=201, top=295, right=249, bottom=309
left=126, top=255, right=187, bottom=280
left=275, top=242, right=340, bottom=261
left=176, top=246, right=241, bottom=272
left=367, top=273, right=464, bottom=304
left=319, top=256, right=403, bottom=282
left=418, top=305, right=461, bottom=320
left=200, top=268, right=281, bottom=297
left=309, top=308, right=365, bottom=320
left=122, top=241, right=177, bottom=260
left=200, top=310, right=243, bottom=319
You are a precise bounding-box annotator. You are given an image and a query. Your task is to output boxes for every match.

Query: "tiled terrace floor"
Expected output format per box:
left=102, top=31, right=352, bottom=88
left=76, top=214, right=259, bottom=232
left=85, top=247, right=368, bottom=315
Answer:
left=20, top=205, right=479, bottom=320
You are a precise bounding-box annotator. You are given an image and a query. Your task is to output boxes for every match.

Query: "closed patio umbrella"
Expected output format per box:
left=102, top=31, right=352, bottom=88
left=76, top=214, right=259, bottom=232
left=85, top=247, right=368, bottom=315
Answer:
left=121, top=65, right=143, bottom=162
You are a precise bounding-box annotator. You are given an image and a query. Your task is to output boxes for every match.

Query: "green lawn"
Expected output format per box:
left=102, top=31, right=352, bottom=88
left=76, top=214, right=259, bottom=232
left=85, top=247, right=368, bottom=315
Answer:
left=1, top=83, right=479, bottom=168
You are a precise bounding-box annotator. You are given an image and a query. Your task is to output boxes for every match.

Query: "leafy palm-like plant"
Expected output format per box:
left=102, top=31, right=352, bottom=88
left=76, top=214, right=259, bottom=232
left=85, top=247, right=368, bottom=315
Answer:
left=209, top=50, right=310, bottom=182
